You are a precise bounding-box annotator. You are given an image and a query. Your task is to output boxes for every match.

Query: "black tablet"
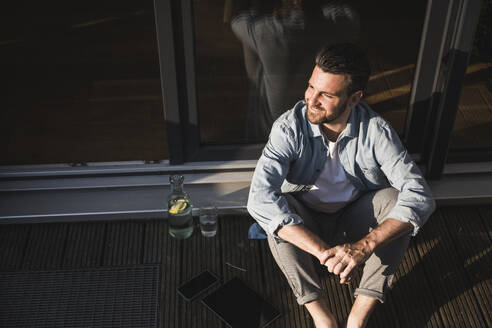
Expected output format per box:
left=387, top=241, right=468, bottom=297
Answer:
left=201, top=277, right=281, bottom=328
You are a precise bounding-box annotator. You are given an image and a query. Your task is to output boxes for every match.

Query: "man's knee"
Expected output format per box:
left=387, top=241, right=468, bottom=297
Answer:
left=373, top=187, right=398, bottom=221
left=356, top=231, right=410, bottom=301
left=267, top=235, right=324, bottom=305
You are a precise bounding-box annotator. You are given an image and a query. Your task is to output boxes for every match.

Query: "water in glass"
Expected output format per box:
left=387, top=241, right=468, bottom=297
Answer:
left=199, top=207, right=218, bottom=237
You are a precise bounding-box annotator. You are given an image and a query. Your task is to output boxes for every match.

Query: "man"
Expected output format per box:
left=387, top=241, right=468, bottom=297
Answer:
left=247, top=43, right=435, bottom=328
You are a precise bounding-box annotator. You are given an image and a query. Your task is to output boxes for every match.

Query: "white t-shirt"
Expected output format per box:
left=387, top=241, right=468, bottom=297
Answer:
left=299, top=139, right=360, bottom=213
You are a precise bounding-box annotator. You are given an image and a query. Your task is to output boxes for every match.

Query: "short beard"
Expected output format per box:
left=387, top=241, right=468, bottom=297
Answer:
left=306, top=97, right=349, bottom=125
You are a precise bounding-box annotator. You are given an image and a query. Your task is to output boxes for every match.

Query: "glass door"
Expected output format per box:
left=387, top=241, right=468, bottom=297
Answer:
left=447, top=0, right=492, bottom=161
left=0, top=0, right=167, bottom=165
left=169, top=0, right=429, bottom=163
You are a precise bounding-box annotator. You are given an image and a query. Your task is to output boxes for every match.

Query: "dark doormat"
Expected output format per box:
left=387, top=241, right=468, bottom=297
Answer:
left=0, top=265, right=160, bottom=328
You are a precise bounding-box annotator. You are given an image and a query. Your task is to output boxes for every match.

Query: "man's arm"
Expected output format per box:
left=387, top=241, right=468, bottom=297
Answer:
left=247, top=119, right=305, bottom=238
left=374, top=120, right=436, bottom=236
left=323, top=218, right=413, bottom=284
left=277, top=224, right=331, bottom=264
left=277, top=217, right=412, bottom=284
left=318, top=119, right=434, bottom=284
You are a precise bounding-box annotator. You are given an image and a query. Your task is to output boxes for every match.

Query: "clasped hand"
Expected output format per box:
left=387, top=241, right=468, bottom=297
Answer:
left=318, top=241, right=372, bottom=284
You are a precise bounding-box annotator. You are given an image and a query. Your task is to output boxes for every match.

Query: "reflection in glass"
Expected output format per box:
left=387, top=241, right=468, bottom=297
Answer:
left=0, top=1, right=167, bottom=165
left=449, top=2, right=492, bottom=151
left=358, top=2, right=426, bottom=135
left=195, top=0, right=427, bottom=144
left=231, top=1, right=359, bottom=141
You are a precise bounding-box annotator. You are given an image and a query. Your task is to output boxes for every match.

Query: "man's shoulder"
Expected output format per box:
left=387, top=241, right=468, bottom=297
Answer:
left=356, top=101, right=382, bottom=121
left=272, top=100, right=306, bottom=131
left=356, top=101, right=393, bottom=131
left=352, top=102, right=404, bottom=154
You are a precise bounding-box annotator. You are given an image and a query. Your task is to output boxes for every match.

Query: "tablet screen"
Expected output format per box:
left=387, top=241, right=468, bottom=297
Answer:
left=202, top=277, right=281, bottom=328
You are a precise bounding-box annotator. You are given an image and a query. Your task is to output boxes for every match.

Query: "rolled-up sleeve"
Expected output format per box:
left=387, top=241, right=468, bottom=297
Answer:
left=375, top=122, right=436, bottom=236
left=247, top=122, right=304, bottom=239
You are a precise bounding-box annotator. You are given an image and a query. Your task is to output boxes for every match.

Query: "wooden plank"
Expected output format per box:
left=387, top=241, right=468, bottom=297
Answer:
left=219, top=216, right=278, bottom=327
left=372, top=292, right=402, bottom=328
left=406, top=239, right=445, bottom=328
left=2, top=206, right=491, bottom=328
left=259, top=226, right=312, bottom=328
left=387, top=239, right=444, bottom=327
left=220, top=215, right=264, bottom=290
left=220, top=215, right=312, bottom=328
left=319, top=268, right=354, bottom=325
left=21, top=223, right=69, bottom=270
left=445, top=206, right=492, bottom=327
left=478, top=206, right=492, bottom=241
left=61, top=221, right=106, bottom=268
left=379, top=266, right=409, bottom=328
left=142, top=219, right=167, bottom=264
left=101, top=220, right=144, bottom=266
left=0, top=224, right=31, bottom=271
left=414, top=215, right=462, bottom=327
left=178, top=217, right=222, bottom=328
left=362, top=260, right=401, bottom=328
left=415, top=209, right=486, bottom=327
left=142, top=219, right=182, bottom=328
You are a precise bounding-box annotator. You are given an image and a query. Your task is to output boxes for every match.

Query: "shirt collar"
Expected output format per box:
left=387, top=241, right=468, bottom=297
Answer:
left=343, top=107, right=357, bottom=138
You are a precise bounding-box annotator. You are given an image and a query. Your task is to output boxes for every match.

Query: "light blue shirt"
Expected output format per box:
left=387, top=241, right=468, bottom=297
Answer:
left=247, top=100, right=436, bottom=240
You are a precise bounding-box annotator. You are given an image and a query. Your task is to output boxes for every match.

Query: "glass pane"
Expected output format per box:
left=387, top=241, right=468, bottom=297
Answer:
left=0, top=1, right=167, bottom=165
left=449, top=2, right=492, bottom=151
left=194, top=0, right=427, bottom=144
left=358, top=2, right=427, bottom=135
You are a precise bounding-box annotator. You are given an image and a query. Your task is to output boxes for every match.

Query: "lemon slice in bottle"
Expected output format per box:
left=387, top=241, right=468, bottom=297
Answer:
left=169, top=199, right=188, bottom=214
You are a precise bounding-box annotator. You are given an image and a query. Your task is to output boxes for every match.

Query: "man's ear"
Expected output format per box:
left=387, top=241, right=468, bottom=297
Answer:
left=349, top=90, right=364, bottom=108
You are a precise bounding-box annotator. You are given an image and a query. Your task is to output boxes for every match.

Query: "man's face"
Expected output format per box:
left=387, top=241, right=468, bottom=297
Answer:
left=304, top=66, right=352, bottom=125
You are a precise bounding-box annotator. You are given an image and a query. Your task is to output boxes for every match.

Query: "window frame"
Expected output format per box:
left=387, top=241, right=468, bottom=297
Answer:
left=163, top=0, right=485, bottom=176
left=403, top=0, right=484, bottom=179
left=0, top=0, right=488, bottom=223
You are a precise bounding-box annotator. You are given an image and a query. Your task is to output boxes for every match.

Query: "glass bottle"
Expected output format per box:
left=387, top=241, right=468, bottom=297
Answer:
left=167, top=175, right=193, bottom=239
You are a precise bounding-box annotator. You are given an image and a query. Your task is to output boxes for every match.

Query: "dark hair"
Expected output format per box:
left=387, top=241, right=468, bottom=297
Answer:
left=315, top=43, right=371, bottom=95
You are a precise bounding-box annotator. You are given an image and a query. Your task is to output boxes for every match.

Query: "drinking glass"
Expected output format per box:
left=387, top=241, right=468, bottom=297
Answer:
left=199, top=206, right=218, bottom=237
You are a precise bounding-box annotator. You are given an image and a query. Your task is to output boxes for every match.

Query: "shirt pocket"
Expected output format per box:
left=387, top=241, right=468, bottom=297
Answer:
left=361, top=167, right=389, bottom=189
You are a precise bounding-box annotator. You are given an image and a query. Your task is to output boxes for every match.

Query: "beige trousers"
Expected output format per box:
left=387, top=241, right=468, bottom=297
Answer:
left=268, top=188, right=410, bottom=304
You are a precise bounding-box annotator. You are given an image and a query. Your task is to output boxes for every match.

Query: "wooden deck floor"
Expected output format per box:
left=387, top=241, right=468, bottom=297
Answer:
left=0, top=205, right=491, bottom=328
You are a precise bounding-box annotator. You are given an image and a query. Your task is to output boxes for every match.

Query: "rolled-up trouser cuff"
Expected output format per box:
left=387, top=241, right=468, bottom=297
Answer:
left=297, top=291, right=323, bottom=305
left=354, top=288, right=385, bottom=303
